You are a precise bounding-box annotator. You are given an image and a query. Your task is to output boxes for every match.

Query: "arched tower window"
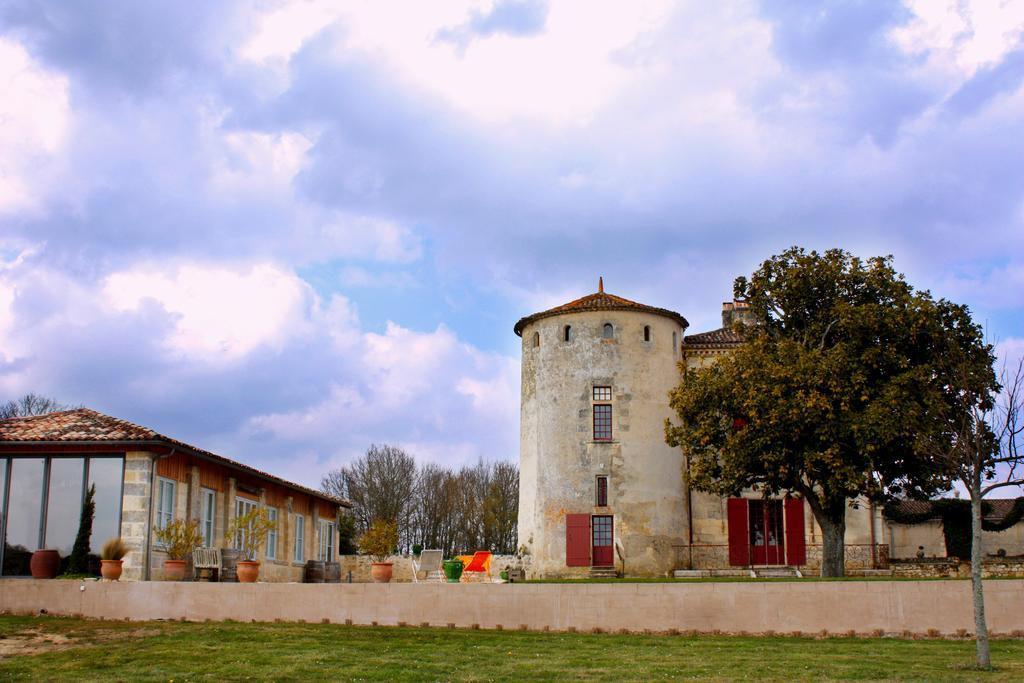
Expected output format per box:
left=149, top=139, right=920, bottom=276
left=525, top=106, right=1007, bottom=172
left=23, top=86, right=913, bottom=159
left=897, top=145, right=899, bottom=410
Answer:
left=533, top=331, right=540, bottom=348
left=672, top=331, right=677, bottom=354
left=602, top=323, right=614, bottom=339
left=643, top=325, right=651, bottom=342
left=563, top=325, right=572, bottom=342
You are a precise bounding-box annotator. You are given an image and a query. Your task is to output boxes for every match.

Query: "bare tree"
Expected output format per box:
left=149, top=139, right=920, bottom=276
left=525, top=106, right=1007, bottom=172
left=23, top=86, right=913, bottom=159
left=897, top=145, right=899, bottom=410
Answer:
left=323, top=450, right=519, bottom=558
left=320, top=444, right=418, bottom=548
left=931, top=357, right=1024, bottom=669
left=484, top=461, right=519, bottom=554
left=0, top=393, right=74, bottom=419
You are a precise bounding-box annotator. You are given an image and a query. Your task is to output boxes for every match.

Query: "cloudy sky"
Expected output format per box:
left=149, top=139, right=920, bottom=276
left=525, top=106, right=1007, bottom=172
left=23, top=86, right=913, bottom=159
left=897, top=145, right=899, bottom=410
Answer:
left=1, top=0, right=1023, bottom=487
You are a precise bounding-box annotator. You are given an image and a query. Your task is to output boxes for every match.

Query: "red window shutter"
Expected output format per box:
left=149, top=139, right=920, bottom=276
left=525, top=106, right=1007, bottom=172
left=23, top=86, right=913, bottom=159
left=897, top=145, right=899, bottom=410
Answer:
left=785, top=497, right=806, bottom=566
left=565, top=514, right=591, bottom=567
left=727, top=498, right=749, bottom=567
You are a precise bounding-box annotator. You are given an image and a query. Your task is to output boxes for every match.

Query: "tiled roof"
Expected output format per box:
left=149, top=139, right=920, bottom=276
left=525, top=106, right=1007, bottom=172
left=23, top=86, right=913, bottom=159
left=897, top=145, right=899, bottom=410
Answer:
left=0, top=408, right=347, bottom=506
left=0, top=408, right=159, bottom=442
left=514, top=280, right=688, bottom=336
left=886, top=498, right=1018, bottom=525
left=682, top=326, right=745, bottom=349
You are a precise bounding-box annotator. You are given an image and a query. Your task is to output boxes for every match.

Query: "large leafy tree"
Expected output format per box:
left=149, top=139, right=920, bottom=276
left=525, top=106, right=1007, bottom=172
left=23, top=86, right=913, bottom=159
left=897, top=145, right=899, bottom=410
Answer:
left=665, top=248, right=993, bottom=576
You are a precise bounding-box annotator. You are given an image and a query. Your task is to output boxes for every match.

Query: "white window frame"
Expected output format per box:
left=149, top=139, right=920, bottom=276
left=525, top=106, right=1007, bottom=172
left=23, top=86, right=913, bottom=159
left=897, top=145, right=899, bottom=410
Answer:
left=294, top=514, right=305, bottom=563
left=266, top=507, right=278, bottom=560
left=234, top=497, right=258, bottom=552
left=156, top=477, right=176, bottom=532
left=200, top=488, right=216, bottom=547
left=318, top=519, right=336, bottom=561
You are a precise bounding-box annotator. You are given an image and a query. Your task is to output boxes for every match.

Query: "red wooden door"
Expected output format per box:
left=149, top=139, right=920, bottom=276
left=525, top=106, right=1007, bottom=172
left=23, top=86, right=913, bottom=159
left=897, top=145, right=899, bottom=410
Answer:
left=784, top=497, right=806, bottom=566
left=565, top=514, right=591, bottom=567
left=749, top=500, right=785, bottom=565
left=591, top=515, right=614, bottom=566
left=727, top=498, right=749, bottom=566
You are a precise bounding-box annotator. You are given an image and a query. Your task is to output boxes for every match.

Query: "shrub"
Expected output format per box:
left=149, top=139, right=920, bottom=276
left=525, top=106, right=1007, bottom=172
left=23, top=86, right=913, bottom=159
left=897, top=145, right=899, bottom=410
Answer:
left=359, top=520, right=398, bottom=563
left=153, top=519, right=203, bottom=560
left=338, top=513, right=358, bottom=554
left=224, top=508, right=275, bottom=561
left=100, top=537, right=129, bottom=561
left=67, top=484, right=96, bottom=574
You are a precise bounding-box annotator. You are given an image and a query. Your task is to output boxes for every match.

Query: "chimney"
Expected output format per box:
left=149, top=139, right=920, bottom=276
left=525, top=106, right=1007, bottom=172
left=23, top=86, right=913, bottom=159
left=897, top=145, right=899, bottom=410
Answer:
left=722, top=300, right=753, bottom=329
left=721, top=301, right=734, bottom=328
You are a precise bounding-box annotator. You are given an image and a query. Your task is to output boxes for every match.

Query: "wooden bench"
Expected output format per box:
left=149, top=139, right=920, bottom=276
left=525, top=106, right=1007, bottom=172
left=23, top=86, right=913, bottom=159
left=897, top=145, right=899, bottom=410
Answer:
left=193, top=547, right=221, bottom=582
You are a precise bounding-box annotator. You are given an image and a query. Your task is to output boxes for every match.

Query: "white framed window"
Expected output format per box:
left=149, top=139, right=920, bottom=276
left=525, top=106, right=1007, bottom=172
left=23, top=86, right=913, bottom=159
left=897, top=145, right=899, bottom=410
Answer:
left=266, top=507, right=278, bottom=559
left=200, top=488, right=216, bottom=547
left=318, top=519, right=336, bottom=561
left=234, top=497, right=258, bottom=551
left=294, top=514, right=305, bottom=562
left=156, top=477, right=176, bottom=531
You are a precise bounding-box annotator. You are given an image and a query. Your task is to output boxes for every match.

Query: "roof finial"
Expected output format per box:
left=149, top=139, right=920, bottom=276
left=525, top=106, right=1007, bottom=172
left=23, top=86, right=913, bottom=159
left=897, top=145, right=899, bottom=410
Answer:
left=598, top=276, right=604, bottom=293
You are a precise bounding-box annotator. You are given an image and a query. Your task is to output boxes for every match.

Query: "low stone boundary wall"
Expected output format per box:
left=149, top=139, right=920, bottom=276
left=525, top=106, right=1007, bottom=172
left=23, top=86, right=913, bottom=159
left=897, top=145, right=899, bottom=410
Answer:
left=2, top=579, right=1022, bottom=636
left=890, top=558, right=1024, bottom=579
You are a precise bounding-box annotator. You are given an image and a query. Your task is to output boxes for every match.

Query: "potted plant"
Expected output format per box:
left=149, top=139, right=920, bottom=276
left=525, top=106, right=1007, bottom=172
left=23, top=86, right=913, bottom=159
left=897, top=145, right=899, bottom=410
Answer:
left=224, top=508, right=275, bottom=583
left=29, top=549, right=61, bottom=579
left=153, top=519, right=203, bottom=581
left=359, top=520, right=398, bottom=583
left=443, top=558, right=464, bottom=583
left=100, top=538, right=129, bottom=581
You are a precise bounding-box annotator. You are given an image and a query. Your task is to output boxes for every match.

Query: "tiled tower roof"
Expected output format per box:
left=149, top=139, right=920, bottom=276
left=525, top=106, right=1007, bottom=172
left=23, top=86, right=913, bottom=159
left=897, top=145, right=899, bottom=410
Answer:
left=513, top=278, right=688, bottom=336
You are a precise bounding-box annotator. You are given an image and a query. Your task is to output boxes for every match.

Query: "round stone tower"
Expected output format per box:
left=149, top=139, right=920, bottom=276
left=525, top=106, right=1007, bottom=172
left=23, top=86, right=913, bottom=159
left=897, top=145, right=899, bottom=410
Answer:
left=514, top=279, right=689, bottom=578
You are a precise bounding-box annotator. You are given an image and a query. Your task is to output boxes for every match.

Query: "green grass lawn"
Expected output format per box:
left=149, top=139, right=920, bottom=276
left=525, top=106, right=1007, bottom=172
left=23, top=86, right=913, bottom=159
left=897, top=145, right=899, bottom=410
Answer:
left=0, top=615, right=1021, bottom=681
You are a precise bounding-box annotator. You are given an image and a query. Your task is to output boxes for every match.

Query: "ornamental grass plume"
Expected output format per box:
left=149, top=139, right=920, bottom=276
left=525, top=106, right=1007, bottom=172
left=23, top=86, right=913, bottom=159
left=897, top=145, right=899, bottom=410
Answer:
left=100, top=537, right=129, bottom=561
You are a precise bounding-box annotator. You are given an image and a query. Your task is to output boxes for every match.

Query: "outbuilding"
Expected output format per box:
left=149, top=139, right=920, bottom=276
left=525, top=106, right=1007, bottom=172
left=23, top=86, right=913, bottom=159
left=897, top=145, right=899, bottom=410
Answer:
left=0, top=408, right=347, bottom=581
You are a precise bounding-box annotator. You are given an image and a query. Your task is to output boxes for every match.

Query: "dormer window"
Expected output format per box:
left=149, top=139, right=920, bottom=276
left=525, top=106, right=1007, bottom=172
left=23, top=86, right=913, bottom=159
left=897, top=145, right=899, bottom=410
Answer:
left=602, top=323, right=614, bottom=339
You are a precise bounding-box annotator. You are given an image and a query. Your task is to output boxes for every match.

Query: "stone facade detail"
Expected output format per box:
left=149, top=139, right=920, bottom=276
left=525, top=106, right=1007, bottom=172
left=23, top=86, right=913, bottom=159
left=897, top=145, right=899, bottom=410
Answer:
left=120, top=451, right=156, bottom=581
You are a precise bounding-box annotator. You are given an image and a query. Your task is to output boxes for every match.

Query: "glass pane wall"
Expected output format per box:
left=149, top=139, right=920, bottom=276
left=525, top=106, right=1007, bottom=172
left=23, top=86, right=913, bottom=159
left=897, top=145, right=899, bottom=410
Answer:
left=1, top=455, right=123, bottom=576
left=45, top=458, right=86, bottom=558
left=89, top=458, right=124, bottom=552
left=3, top=458, right=45, bottom=576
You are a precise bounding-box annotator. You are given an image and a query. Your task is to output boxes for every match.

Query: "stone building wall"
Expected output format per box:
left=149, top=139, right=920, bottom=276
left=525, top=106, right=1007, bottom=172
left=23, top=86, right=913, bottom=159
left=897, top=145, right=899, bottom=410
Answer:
left=518, top=308, right=689, bottom=578
left=120, top=451, right=156, bottom=581
left=887, top=519, right=1024, bottom=561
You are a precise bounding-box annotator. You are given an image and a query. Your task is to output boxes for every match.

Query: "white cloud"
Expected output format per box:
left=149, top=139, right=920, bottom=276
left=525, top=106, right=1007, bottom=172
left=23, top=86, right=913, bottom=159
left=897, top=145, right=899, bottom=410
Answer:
left=0, top=38, right=69, bottom=213
left=893, top=0, right=1024, bottom=79
left=243, top=318, right=520, bottom=475
left=239, top=0, right=676, bottom=123
left=103, top=262, right=315, bottom=362
left=212, top=130, right=314, bottom=195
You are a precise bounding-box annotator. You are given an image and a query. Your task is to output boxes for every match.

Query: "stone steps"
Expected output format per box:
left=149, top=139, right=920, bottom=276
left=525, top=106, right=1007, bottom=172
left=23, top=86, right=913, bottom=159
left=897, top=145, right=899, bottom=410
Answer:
left=589, top=566, right=618, bottom=579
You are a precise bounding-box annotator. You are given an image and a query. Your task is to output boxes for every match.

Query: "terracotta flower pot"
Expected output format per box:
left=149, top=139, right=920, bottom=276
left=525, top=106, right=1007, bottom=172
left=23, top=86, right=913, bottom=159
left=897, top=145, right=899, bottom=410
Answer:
left=237, top=560, right=260, bottom=583
left=163, top=559, right=188, bottom=581
left=100, top=559, right=124, bottom=581
left=370, top=562, right=393, bottom=583
left=30, top=549, right=60, bottom=579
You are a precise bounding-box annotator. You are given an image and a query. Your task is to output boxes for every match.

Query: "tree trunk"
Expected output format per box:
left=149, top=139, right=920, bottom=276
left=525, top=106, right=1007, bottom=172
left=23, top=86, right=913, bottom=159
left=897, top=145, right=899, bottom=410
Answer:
left=806, top=494, right=846, bottom=577
left=970, top=478, right=991, bottom=669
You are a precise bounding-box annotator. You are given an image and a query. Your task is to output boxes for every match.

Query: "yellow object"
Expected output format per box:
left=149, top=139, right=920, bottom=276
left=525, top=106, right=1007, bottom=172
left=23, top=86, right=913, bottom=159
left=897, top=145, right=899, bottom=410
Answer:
left=459, top=551, right=492, bottom=574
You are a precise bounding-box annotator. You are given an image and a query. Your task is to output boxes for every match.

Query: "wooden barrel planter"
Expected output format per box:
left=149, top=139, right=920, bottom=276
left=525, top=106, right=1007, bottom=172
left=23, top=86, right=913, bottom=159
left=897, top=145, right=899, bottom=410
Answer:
left=220, top=548, right=240, bottom=582
left=305, top=560, right=325, bottom=583
left=324, top=562, right=341, bottom=583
